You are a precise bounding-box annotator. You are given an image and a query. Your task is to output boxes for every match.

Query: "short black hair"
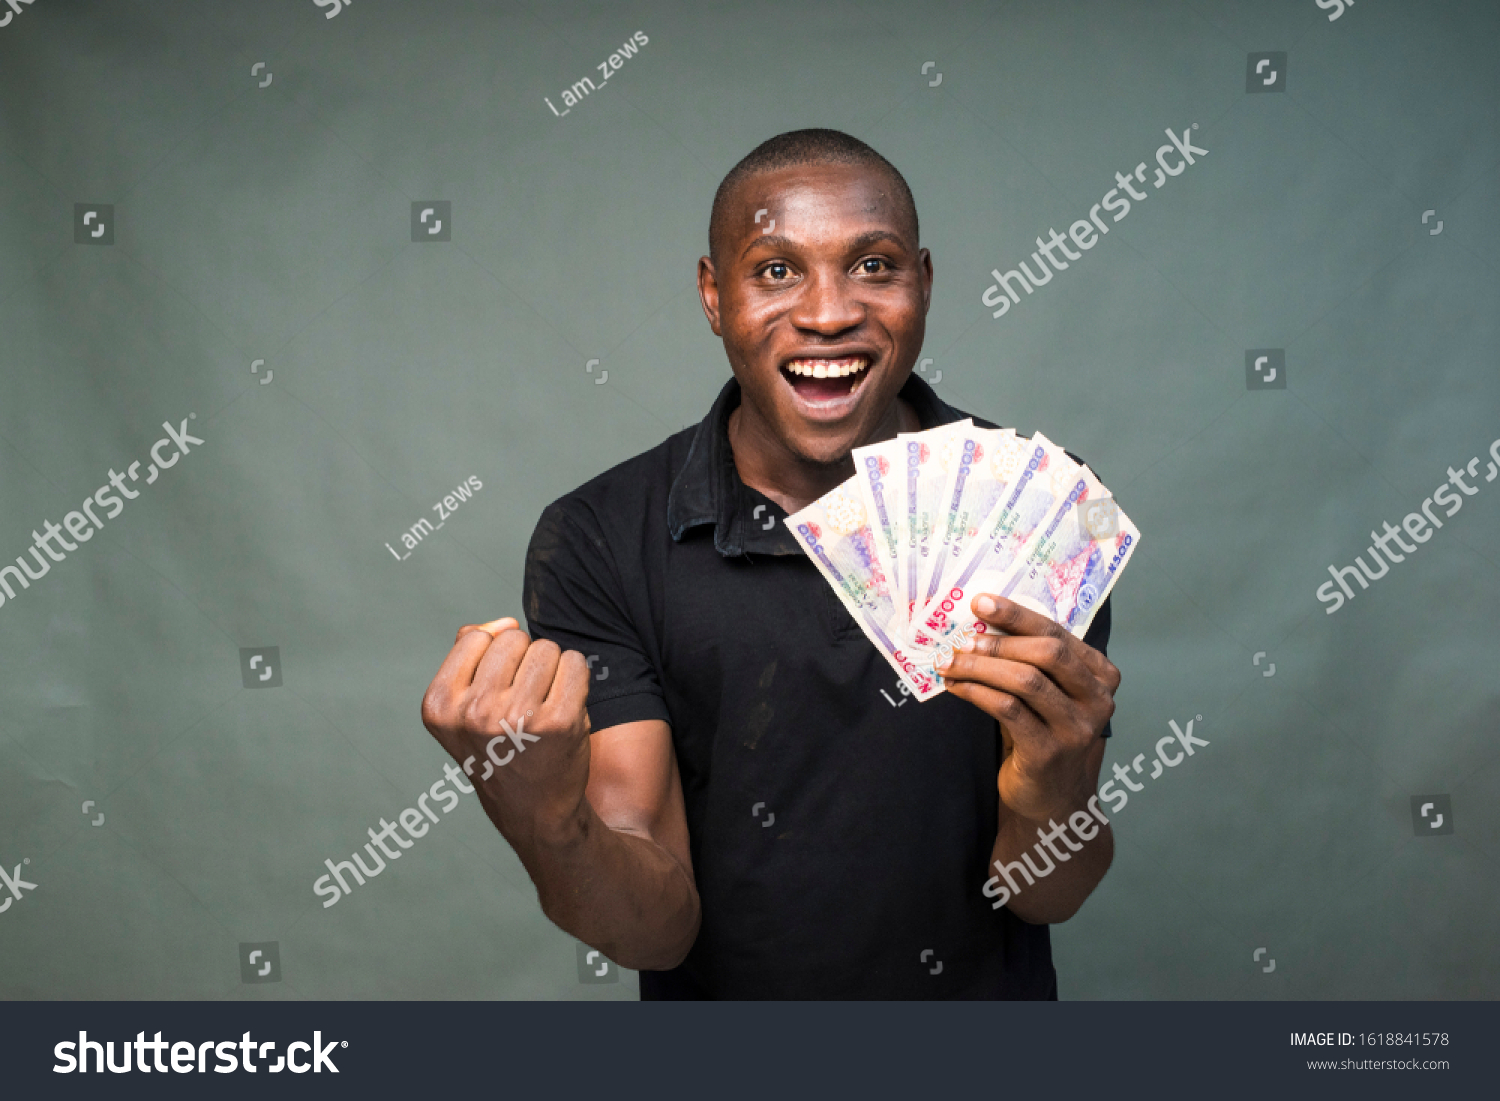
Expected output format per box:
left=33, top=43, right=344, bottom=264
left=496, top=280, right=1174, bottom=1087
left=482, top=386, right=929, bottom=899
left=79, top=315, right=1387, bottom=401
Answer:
left=708, top=128, right=918, bottom=265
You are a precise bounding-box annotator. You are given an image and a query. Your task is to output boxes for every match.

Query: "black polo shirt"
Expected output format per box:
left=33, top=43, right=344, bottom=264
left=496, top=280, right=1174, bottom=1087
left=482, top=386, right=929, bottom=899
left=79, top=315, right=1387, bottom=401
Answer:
left=522, top=373, right=1112, bottom=999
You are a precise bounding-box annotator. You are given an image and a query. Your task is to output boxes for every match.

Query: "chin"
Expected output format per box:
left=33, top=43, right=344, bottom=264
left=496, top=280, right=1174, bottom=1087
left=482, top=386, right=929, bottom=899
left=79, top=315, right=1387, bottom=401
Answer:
left=787, top=432, right=863, bottom=468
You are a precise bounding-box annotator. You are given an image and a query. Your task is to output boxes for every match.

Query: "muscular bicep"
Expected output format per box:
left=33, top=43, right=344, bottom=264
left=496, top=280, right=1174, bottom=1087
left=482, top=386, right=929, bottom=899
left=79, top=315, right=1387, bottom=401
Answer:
left=585, top=719, right=694, bottom=888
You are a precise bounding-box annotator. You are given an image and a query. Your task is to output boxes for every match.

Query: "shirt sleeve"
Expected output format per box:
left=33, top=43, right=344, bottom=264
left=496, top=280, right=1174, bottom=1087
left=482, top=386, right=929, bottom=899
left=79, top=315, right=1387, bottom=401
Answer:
left=522, top=500, right=671, bottom=733
left=1081, top=594, right=1113, bottom=739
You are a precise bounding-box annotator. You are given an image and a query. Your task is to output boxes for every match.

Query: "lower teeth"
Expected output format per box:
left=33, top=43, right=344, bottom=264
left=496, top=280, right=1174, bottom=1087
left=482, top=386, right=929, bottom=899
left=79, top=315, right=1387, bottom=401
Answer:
left=783, top=366, right=867, bottom=398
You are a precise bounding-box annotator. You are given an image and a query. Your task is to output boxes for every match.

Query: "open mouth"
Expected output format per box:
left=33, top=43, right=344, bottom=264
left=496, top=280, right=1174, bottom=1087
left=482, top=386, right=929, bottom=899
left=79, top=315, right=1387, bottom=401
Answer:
left=779, top=356, right=873, bottom=405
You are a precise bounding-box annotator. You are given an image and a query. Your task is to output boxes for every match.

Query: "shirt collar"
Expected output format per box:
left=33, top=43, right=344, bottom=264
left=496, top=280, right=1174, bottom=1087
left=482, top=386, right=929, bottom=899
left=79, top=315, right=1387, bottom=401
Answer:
left=667, top=372, right=971, bottom=557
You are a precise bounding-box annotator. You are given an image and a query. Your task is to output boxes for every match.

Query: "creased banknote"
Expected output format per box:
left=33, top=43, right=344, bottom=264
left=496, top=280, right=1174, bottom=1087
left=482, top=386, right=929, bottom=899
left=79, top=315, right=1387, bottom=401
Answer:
left=784, top=482, right=944, bottom=700
left=994, top=465, right=1139, bottom=638
left=906, top=432, right=1077, bottom=654
left=896, top=421, right=970, bottom=627
left=920, top=426, right=1021, bottom=614
left=926, top=465, right=1140, bottom=671
left=789, top=420, right=1139, bottom=701
left=850, top=438, right=913, bottom=631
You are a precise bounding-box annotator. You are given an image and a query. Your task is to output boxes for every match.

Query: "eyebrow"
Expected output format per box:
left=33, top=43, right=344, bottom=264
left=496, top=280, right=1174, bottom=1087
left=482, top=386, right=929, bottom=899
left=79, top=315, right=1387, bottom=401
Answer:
left=741, top=234, right=797, bottom=260
left=848, top=229, right=908, bottom=252
left=739, top=228, right=911, bottom=261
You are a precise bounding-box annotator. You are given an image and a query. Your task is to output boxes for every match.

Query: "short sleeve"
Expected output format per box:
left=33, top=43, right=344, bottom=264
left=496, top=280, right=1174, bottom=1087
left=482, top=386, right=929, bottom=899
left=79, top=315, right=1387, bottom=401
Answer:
left=523, top=501, right=671, bottom=733
left=1081, top=594, right=1113, bottom=739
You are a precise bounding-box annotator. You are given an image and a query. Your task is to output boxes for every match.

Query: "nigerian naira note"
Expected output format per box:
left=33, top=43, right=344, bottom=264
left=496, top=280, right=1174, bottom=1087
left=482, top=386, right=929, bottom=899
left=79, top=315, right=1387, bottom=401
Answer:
left=920, top=426, right=1023, bottom=616
left=991, top=464, right=1139, bottom=639
left=896, top=421, right=970, bottom=628
left=850, top=438, right=911, bottom=631
left=905, top=431, right=1077, bottom=660
left=785, top=479, right=944, bottom=700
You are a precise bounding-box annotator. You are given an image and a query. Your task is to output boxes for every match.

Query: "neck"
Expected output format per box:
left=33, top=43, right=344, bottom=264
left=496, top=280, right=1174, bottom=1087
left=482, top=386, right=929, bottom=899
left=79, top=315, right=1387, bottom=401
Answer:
left=728, top=390, right=921, bottom=515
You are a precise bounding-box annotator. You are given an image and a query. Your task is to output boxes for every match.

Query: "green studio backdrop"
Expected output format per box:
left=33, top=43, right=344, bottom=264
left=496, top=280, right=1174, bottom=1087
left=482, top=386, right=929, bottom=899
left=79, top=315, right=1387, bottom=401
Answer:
left=1, top=0, right=1497, bottom=999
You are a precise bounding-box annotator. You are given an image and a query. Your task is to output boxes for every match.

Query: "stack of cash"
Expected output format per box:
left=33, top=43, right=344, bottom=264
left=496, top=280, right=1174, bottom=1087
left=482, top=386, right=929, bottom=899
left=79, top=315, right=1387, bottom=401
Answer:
left=786, top=422, right=1140, bottom=701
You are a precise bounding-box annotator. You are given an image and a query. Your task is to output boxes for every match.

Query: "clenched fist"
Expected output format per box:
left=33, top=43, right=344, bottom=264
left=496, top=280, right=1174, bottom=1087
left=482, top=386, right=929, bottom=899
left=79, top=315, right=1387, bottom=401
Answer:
left=420, top=616, right=595, bottom=844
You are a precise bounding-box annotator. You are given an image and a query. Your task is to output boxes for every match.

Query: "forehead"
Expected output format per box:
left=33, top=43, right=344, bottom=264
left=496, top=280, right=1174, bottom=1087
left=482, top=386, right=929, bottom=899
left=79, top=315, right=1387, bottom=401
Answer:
left=728, top=161, right=911, bottom=243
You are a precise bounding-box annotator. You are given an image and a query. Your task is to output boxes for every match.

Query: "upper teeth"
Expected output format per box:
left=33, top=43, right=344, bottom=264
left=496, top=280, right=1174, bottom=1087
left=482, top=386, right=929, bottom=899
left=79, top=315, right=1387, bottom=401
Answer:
left=786, top=358, right=869, bottom=378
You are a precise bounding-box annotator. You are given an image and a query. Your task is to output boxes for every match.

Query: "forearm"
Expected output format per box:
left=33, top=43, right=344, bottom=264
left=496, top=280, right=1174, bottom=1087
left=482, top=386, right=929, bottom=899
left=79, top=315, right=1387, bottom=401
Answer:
left=491, top=794, right=701, bottom=971
left=988, top=801, right=1112, bottom=924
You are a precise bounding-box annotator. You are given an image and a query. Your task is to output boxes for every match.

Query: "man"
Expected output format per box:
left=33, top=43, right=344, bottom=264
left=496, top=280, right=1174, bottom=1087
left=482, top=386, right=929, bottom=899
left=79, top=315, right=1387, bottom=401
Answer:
left=421, top=129, right=1120, bottom=999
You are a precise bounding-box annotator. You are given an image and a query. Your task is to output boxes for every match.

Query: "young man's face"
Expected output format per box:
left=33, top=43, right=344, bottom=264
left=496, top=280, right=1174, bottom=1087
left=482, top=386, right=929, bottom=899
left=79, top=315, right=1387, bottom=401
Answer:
left=698, top=161, right=933, bottom=466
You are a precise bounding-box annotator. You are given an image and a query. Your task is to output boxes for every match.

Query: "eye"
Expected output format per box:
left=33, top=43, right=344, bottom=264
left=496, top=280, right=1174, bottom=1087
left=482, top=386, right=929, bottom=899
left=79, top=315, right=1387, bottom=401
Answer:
left=766, top=262, right=791, bottom=280
left=859, top=257, right=889, bottom=275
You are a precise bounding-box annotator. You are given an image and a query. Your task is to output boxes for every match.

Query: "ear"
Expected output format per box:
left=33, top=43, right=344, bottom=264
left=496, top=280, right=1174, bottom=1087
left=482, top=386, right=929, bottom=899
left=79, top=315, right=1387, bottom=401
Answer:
left=697, top=256, right=723, bottom=336
left=918, top=247, right=934, bottom=315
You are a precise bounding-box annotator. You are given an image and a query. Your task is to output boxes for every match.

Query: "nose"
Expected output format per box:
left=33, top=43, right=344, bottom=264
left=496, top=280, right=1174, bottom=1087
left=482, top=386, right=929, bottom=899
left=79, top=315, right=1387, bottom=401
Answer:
left=788, top=267, right=864, bottom=338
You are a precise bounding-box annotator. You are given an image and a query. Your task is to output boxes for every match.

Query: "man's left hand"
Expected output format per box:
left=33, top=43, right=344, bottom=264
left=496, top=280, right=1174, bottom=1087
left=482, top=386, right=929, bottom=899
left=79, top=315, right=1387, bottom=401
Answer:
left=937, top=594, right=1120, bottom=823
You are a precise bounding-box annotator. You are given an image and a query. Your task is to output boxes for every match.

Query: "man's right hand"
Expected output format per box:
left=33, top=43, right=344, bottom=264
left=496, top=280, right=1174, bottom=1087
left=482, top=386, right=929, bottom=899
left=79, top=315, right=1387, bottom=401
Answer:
left=421, top=617, right=594, bottom=844
left=420, top=617, right=699, bottom=969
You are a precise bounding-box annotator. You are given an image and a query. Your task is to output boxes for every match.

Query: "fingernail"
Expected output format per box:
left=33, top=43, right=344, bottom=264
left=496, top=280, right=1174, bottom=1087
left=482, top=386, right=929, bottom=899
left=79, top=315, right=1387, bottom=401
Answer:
left=480, top=617, right=518, bottom=633
left=975, top=595, right=996, bottom=617
left=935, top=650, right=952, bottom=669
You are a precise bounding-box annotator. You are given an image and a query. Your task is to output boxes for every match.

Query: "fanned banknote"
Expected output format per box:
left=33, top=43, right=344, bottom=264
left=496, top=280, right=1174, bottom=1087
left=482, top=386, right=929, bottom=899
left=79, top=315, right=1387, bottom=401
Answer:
left=920, top=464, right=1140, bottom=676
left=850, top=438, right=914, bottom=631
left=992, top=464, right=1138, bottom=639
left=920, top=426, right=1020, bottom=614
left=896, top=421, right=970, bottom=627
left=784, top=481, right=944, bottom=700
left=906, top=431, right=1077, bottom=653
left=790, top=420, right=1140, bottom=700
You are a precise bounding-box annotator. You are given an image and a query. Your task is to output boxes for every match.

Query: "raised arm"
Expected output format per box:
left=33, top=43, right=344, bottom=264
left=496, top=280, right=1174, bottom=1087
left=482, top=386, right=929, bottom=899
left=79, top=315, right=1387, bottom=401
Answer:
left=421, top=619, right=700, bottom=970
